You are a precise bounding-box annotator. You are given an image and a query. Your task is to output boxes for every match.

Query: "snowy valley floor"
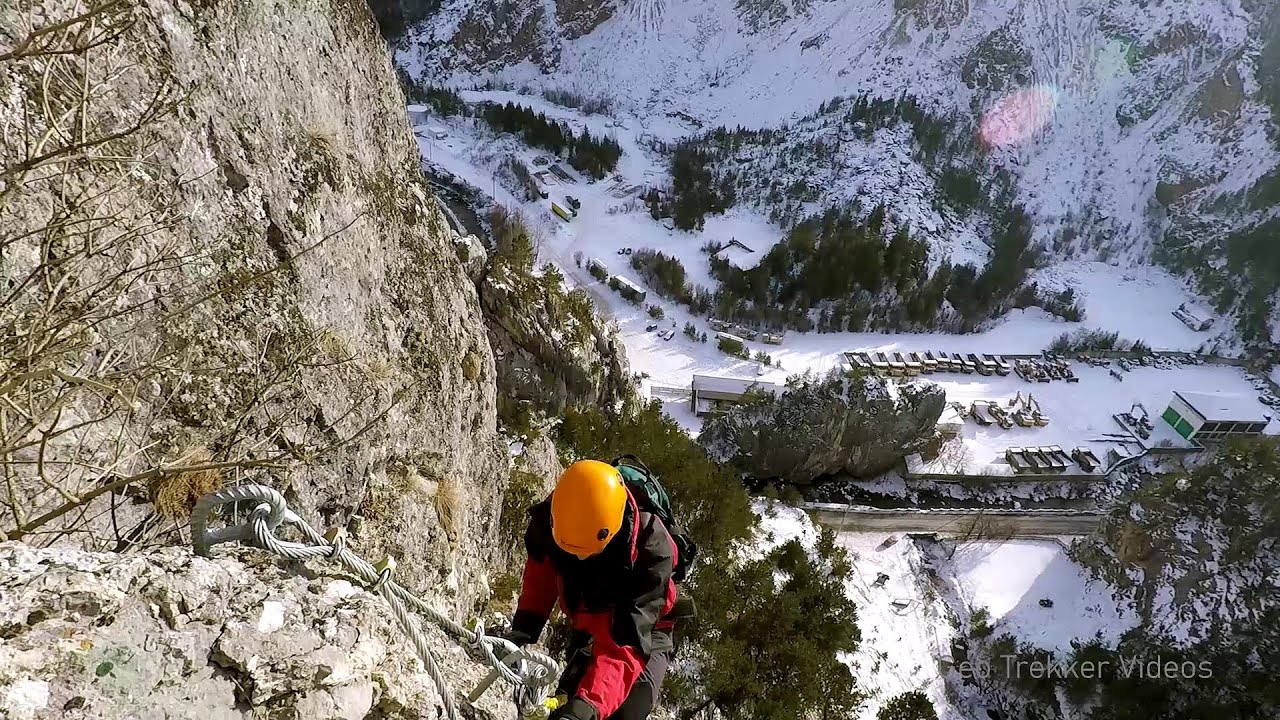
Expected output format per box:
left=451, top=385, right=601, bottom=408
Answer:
left=412, top=92, right=1262, bottom=400
left=756, top=504, right=1137, bottom=720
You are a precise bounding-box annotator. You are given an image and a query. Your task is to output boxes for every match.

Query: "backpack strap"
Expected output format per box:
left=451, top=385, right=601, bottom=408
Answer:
left=611, top=454, right=650, bottom=475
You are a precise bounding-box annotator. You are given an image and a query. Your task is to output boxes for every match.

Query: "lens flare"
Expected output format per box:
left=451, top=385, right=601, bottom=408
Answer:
left=979, top=85, right=1059, bottom=149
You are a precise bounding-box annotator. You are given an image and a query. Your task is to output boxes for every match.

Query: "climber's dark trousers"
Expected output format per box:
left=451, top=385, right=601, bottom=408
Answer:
left=557, top=640, right=670, bottom=720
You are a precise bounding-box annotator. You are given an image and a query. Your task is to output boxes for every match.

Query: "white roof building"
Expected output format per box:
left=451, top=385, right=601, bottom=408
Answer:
left=690, top=375, right=785, bottom=416
left=1162, top=391, right=1270, bottom=442
left=1173, top=391, right=1269, bottom=424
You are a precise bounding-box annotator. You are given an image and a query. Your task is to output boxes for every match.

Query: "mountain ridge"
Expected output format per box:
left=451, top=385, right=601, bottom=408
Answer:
left=393, top=0, right=1280, bottom=343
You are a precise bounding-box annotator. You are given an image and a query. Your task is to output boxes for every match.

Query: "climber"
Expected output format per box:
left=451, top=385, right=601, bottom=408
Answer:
left=502, top=459, right=691, bottom=720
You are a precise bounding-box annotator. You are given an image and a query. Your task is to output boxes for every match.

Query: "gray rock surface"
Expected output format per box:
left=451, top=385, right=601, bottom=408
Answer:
left=700, top=370, right=946, bottom=483
left=0, top=543, right=510, bottom=720
left=481, top=262, right=630, bottom=419
left=1, top=0, right=514, bottom=618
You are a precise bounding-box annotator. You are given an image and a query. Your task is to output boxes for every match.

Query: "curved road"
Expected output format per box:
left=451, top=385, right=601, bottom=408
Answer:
left=801, top=502, right=1104, bottom=537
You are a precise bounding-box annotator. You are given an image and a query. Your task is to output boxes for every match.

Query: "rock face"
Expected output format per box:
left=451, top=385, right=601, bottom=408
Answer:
left=480, top=262, right=630, bottom=419
left=1, top=0, right=516, bottom=618
left=384, top=0, right=615, bottom=62
left=700, top=370, right=945, bottom=483
left=0, top=543, right=509, bottom=720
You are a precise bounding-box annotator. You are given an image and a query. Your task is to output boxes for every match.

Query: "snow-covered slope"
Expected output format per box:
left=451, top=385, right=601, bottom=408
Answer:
left=400, top=0, right=1280, bottom=337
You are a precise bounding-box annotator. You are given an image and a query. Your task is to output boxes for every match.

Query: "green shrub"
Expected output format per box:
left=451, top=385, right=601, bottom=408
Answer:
left=878, top=691, right=938, bottom=720
left=970, top=607, right=994, bottom=638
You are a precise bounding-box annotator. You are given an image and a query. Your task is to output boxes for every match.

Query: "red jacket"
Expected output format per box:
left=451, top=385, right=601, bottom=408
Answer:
left=512, top=490, right=680, bottom=719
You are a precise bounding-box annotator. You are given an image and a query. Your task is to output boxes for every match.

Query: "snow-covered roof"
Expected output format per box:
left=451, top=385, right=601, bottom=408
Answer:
left=692, top=374, right=783, bottom=397
left=1173, top=391, right=1268, bottom=423
left=717, top=244, right=757, bottom=269
left=406, top=104, right=428, bottom=113
left=937, top=406, right=965, bottom=427
left=614, top=276, right=645, bottom=294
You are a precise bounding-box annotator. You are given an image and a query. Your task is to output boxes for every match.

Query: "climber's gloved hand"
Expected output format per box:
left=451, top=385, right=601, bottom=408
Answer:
left=549, top=697, right=597, bottom=720
left=498, top=627, right=535, bottom=649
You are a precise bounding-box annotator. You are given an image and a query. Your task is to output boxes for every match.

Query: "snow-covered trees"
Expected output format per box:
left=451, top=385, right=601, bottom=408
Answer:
left=480, top=102, right=622, bottom=178
left=978, top=438, right=1280, bottom=719
left=699, top=369, right=946, bottom=483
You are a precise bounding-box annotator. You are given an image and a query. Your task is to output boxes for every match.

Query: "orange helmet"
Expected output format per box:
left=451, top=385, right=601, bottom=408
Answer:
left=551, top=460, right=628, bottom=559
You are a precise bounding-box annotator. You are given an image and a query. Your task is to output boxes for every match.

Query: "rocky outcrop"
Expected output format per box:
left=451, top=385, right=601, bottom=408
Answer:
left=0, top=0, right=521, bottom=619
left=480, top=262, right=630, bottom=420
left=554, top=0, right=620, bottom=38
left=366, top=0, right=443, bottom=40
left=0, top=543, right=509, bottom=720
left=444, top=0, right=557, bottom=70
left=700, top=370, right=945, bottom=483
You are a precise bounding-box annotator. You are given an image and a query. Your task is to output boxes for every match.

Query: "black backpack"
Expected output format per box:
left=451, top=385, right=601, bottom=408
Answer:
left=612, top=455, right=699, bottom=583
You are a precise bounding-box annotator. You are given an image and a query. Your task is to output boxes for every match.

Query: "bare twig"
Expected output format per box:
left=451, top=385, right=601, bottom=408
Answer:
left=0, top=0, right=131, bottom=63
left=6, top=456, right=287, bottom=541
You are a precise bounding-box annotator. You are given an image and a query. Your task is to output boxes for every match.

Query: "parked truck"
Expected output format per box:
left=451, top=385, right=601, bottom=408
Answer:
left=551, top=202, right=573, bottom=223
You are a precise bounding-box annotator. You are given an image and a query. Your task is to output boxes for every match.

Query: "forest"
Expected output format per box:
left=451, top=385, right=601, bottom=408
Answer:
left=645, top=93, right=1013, bottom=232
left=480, top=102, right=623, bottom=179
left=396, top=71, right=466, bottom=116
left=632, top=201, right=1080, bottom=333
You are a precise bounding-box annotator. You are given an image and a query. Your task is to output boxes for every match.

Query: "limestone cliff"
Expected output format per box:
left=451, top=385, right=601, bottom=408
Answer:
left=1, top=0, right=581, bottom=715
left=480, top=261, right=631, bottom=420
left=0, top=0, right=522, bottom=623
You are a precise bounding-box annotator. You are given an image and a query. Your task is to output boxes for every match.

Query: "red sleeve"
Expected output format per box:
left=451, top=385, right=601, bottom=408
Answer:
left=575, top=624, right=645, bottom=718
left=511, top=555, right=558, bottom=640
left=574, top=514, right=675, bottom=718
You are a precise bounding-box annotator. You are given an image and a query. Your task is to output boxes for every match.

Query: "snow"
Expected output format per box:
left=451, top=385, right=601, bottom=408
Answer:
left=691, top=374, right=783, bottom=396
left=1031, top=262, right=1220, bottom=352
left=939, top=540, right=1138, bottom=652
left=837, top=532, right=956, bottom=717
left=660, top=397, right=703, bottom=436
left=918, top=362, right=1277, bottom=477
left=1174, top=389, right=1271, bottom=423
left=405, top=94, right=1274, bottom=454
left=753, top=501, right=820, bottom=552
left=752, top=505, right=1142, bottom=716
left=704, top=215, right=780, bottom=267
left=754, top=503, right=955, bottom=717
left=402, top=0, right=1278, bottom=267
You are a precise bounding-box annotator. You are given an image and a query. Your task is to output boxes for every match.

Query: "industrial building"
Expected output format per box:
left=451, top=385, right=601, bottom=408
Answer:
left=690, top=375, right=784, bottom=416
left=1161, top=391, right=1270, bottom=441
left=610, top=275, right=647, bottom=303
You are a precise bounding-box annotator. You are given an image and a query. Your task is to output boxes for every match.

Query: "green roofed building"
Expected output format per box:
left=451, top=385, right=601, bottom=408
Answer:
left=1161, top=391, right=1270, bottom=442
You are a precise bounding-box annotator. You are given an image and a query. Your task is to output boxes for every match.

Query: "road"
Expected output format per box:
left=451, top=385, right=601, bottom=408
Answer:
left=801, top=502, right=1105, bottom=537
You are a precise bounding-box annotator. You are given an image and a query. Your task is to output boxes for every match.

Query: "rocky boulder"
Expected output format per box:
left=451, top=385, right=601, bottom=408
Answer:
left=0, top=543, right=511, bottom=720
left=700, top=370, right=946, bottom=484
left=480, top=262, right=630, bottom=420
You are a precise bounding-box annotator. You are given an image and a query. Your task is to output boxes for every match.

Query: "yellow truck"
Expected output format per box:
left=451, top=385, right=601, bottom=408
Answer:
left=551, top=202, right=573, bottom=222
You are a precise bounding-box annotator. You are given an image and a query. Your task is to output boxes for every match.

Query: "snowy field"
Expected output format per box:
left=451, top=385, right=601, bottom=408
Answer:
left=757, top=504, right=1137, bottom=719
left=933, top=540, right=1138, bottom=652
left=917, top=361, right=1278, bottom=478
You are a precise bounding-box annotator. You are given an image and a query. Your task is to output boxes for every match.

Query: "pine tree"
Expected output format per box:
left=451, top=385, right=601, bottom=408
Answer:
left=877, top=692, right=937, bottom=720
